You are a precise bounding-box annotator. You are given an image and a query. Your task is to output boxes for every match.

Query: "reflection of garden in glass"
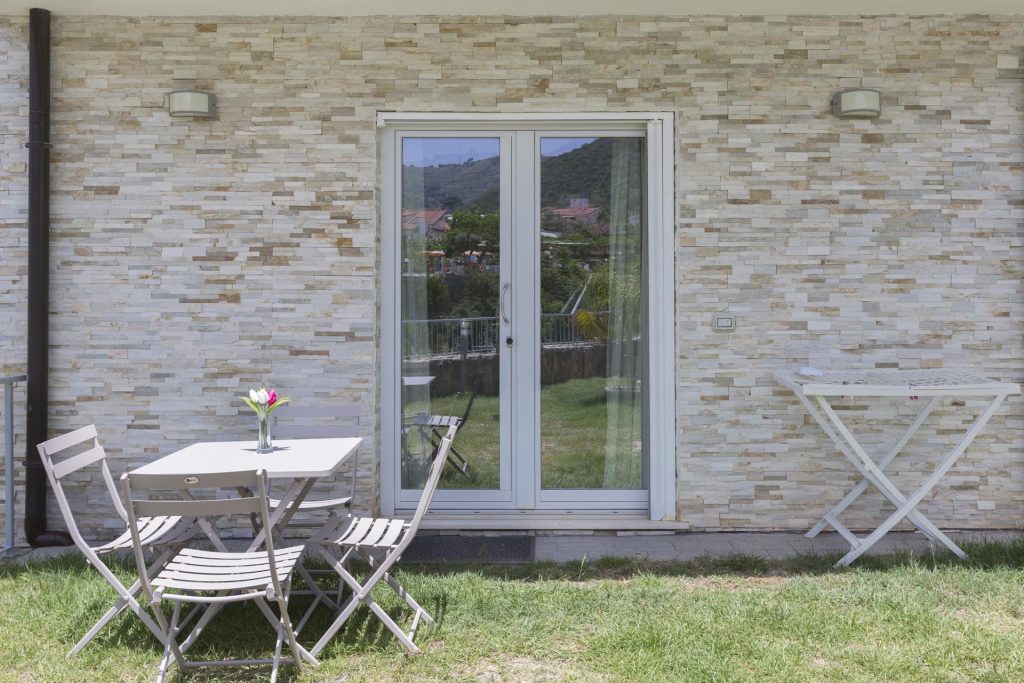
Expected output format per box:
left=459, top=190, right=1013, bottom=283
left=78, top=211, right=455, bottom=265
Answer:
left=539, top=137, right=644, bottom=491
left=400, top=137, right=502, bottom=491
left=399, top=135, right=646, bottom=494
left=420, top=377, right=638, bottom=489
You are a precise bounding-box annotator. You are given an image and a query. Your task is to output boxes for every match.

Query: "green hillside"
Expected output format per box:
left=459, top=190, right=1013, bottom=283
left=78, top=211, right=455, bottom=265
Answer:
left=401, top=138, right=638, bottom=213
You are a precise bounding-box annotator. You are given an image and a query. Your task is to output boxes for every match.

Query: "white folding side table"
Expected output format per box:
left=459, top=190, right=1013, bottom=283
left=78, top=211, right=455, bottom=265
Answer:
left=775, top=369, right=1019, bottom=567
left=129, top=437, right=361, bottom=660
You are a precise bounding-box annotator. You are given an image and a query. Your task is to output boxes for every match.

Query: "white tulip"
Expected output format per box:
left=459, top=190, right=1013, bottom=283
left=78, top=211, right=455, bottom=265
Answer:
left=256, top=388, right=270, bottom=404
left=249, top=389, right=259, bottom=402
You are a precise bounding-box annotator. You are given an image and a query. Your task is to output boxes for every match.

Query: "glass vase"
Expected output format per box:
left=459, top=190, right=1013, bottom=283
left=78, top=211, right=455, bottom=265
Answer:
left=257, top=412, right=272, bottom=453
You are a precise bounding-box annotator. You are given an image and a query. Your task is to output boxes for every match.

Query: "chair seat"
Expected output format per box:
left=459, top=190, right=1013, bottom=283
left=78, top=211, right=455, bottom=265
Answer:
left=416, top=415, right=462, bottom=429
left=268, top=495, right=352, bottom=512
left=310, top=515, right=409, bottom=550
left=92, top=516, right=198, bottom=555
left=152, top=546, right=305, bottom=593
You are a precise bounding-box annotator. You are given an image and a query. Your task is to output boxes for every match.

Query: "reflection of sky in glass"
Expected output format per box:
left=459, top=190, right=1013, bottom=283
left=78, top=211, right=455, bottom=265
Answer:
left=540, top=138, right=596, bottom=157
left=403, top=138, right=500, bottom=167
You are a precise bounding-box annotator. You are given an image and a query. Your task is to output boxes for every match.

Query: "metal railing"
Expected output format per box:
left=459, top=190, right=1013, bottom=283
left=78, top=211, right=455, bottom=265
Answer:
left=402, top=312, right=607, bottom=359
left=1, top=373, right=26, bottom=553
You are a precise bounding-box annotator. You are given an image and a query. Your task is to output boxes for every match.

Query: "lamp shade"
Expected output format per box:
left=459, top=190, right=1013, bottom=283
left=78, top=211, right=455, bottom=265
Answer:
left=832, top=89, right=880, bottom=118
left=168, top=90, right=216, bottom=117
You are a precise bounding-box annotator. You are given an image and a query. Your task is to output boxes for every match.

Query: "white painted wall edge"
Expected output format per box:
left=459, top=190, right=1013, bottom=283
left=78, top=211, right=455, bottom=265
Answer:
left=2, top=0, right=1023, bottom=16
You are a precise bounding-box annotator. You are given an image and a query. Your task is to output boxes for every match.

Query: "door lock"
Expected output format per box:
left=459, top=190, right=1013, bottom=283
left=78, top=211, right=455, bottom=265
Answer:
left=505, top=336, right=514, bottom=347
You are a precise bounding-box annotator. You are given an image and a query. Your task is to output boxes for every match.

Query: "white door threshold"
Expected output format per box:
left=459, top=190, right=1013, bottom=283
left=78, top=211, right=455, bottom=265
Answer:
left=420, top=513, right=689, bottom=531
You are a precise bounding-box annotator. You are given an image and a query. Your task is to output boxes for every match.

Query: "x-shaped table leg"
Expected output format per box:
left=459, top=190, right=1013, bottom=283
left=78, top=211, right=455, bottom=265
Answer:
left=807, top=396, right=941, bottom=540
left=802, top=393, right=946, bottom=548
left=796, top=393, right=957, bottom=552
left=829, top=393, right=1008, bottom=567
left=814, top=396, right=964, bottom=562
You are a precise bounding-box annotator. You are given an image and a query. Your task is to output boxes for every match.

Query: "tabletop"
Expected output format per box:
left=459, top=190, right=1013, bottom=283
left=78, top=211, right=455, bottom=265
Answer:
left=775, top=368, right=1021, bottom=398
left=130, top=437, right=362, bottom=480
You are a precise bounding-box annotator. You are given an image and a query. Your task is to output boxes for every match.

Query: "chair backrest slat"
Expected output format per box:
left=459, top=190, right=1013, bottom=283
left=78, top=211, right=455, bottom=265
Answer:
left=132, top=495, right=260, bottom=518
left=37, top=424, right=98, bottom=457
left=36, top=425, right=129, bottom=543
left=408, top=427, right=457, bottom=534
left=271, top=403, right=361, bottom=439
left=50, top=443, right=106, bottom=480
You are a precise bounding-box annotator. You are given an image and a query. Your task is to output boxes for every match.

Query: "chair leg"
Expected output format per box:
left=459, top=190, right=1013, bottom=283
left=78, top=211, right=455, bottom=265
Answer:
left=270, top=607, right=285, bottom=683
left=68, top=595, right=130, bottom=657
left=357, top=547, right=433, bottom=625
left=295, top=562, right=340, bottom=611
left=366, top=599, right=421, bottom=653
left=153, top=600, right=187, bottom=683
left=279, top=582, right=305, bottom=670
left=312, top=545, right=427, bottom=656
left=70, top=548, right=177, bottom=657
left=253, top=594, right=317, bottom=667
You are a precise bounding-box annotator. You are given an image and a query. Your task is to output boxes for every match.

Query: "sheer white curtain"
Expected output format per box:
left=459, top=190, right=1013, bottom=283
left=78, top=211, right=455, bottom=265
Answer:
left=603, top=138, right=643, bottom=489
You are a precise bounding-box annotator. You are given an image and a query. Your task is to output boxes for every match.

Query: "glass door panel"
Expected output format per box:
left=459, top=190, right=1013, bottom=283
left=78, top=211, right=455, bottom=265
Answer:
left=538, top=136, right=645, bottom=491
left=399, top=136, right=503, bottom=491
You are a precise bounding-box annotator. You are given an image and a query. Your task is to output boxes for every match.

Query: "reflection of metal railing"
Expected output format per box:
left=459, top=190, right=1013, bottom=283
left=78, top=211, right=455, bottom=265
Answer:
left=1, top=373, right=26, bottom=553
left=402, top=313, right=607, bottom=359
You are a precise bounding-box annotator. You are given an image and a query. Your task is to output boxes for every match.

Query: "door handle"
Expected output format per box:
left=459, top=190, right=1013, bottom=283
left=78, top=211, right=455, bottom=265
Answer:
left=500, top=283, right=511, bottom=325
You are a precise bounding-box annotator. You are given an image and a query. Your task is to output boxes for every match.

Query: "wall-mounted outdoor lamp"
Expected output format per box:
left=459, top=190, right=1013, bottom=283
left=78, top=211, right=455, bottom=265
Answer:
left=831, top=89, right=880, bottom=118
left=167, top=90, right=216, bottom=117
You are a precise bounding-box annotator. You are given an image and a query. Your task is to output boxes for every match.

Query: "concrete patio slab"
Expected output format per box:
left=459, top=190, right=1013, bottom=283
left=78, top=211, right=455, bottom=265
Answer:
left=4, top=530, right=1021, bottom=566
left=535, top=530, right=1024, bottom=562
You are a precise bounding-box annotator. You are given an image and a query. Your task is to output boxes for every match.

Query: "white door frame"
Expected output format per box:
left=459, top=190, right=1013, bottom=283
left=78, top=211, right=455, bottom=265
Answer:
left=378, top=112, right=677, bottom=522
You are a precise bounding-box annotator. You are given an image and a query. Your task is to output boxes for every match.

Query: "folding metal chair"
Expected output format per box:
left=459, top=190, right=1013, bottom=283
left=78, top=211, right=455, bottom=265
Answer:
left=267, top=403, right=361, bottom=516
left=413, top=374, right=479, bottom=480
left=264, top=404, right=362, bottom=609
left=121, top=468, right=312, bottom=683
left=36, top=425, right=200, bottom=657
left=305, top=427, right=456, bottom=656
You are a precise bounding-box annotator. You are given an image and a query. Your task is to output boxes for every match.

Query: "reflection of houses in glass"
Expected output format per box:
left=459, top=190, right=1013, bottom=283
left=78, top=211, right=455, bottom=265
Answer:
left=542, top=197, right=603, bottom=232
left=427, top=250, right=498, bottom=275
left=401, top=209, right=451, bottom=239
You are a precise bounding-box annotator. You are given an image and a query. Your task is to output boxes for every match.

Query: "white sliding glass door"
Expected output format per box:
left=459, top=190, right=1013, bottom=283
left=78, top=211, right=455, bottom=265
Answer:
left=380, top=115, right=675, bottom=520
left=536, top=133, right=647, bottom=509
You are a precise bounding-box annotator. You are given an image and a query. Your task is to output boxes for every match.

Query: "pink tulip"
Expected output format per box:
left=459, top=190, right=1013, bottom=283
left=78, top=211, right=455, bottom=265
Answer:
left=267, top=389, right=278, bottom=406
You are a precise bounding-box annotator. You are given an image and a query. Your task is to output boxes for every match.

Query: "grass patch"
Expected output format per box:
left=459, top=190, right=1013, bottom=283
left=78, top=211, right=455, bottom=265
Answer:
left=2, top=539, right=1024, bottom=681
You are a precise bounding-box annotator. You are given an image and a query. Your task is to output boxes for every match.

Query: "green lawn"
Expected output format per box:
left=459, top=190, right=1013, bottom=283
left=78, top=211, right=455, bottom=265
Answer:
left=3, top=541, right=1024, bottom=682
left=404, top=377, right=642, bottom=491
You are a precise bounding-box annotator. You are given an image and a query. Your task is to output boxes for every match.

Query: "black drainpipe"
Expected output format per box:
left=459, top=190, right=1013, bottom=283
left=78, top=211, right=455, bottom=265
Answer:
left=25, top=7, right=70, bottom=548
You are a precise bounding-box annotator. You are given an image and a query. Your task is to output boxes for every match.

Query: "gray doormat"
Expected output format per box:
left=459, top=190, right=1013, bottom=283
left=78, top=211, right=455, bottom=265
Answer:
left=402, top=535, right=536, bottom=564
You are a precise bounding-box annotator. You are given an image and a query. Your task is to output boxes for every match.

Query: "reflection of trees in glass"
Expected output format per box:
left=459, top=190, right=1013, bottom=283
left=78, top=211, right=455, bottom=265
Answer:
left=540, top=242, right=589, bottom=315
left=438, top=210, right=499, bottom=261
left=426, top=275, right=449, bottom=319
left=452, top=271, right=499, bottom=318
left=575, top=226, right=642, bottom=342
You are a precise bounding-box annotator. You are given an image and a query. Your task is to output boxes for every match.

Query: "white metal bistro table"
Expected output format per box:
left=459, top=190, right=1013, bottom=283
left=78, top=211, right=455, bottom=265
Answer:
left=131, top=437, right=361, bottom=550
left=129, top=437, right=361, bottom=661
left=402, top=375, right=435, bottom=387
left=775, top=368, right=1019, bottom=567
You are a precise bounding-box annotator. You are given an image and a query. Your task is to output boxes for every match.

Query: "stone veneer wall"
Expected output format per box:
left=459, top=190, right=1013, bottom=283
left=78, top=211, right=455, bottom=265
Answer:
left=0, top=14, right=1022, bottom=541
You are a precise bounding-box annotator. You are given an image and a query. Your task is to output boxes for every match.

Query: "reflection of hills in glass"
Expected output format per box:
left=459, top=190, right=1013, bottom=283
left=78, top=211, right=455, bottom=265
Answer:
left=402, top=138, right=626, bottom=213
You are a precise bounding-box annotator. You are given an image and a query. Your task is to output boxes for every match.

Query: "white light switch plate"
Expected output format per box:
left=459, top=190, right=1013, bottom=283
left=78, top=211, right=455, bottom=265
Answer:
left=713, top=315, right=735, bottom=332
